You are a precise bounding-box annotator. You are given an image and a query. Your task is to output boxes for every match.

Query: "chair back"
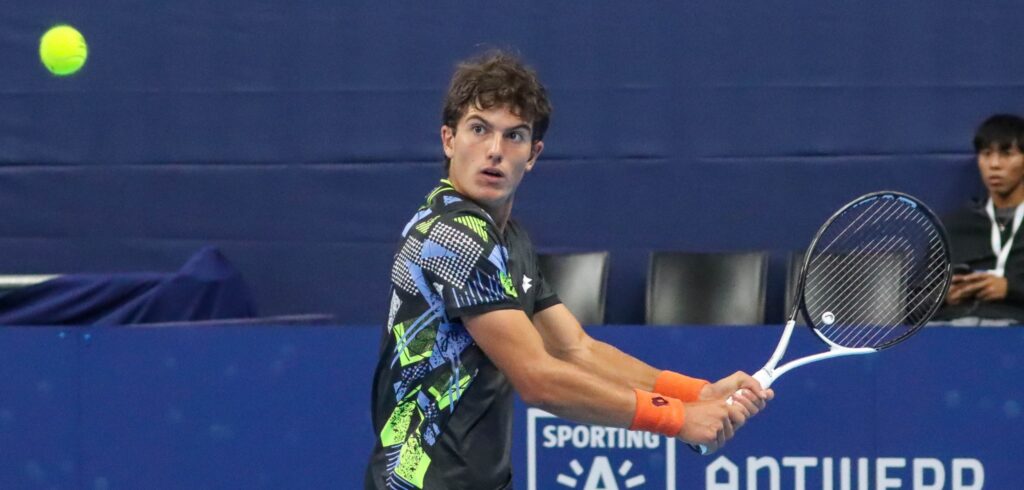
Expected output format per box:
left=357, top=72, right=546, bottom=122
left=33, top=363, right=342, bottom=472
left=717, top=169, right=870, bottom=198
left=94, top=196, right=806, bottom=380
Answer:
left=537, top=251, right=610, bottom=325
left=646, top=251, right=768, bottom=325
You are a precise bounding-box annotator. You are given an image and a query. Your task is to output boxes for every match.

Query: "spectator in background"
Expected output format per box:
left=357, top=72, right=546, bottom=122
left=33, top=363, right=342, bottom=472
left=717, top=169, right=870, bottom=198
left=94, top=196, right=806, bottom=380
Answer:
left=935, top=114, right=1024, bottom=326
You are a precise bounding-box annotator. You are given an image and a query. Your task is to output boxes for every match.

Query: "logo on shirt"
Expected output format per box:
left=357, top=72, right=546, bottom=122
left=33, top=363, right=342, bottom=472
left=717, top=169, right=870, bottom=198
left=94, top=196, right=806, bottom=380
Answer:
left=499, top=271, right=519, bottom=298
left=523, top=275, right=533, bottom=293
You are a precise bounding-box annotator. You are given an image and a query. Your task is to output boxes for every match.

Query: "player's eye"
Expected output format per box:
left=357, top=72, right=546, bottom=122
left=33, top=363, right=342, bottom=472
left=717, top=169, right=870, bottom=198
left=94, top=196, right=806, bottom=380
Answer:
left=507, top=130, right=527, bottom=142
left=470, top=124, right=487, bottom=135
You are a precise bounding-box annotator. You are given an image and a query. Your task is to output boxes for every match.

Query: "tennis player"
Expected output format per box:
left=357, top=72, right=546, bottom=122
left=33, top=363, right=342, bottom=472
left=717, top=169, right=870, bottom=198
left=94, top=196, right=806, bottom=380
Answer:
left=365, top=50, right=773, bottom=490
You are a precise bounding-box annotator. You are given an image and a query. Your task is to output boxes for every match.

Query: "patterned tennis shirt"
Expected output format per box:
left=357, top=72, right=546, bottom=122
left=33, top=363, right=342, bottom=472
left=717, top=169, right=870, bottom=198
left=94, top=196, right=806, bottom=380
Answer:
left=365, top=179, right=560, bottom=489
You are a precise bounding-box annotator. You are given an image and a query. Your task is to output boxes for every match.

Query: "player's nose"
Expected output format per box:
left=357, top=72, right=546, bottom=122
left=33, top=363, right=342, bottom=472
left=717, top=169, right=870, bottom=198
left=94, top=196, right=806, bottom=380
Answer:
left=486, top=134, right=504, bottom=161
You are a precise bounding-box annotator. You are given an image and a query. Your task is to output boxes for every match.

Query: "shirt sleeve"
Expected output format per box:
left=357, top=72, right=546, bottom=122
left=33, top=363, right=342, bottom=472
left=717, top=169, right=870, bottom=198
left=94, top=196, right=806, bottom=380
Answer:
left=531, top=256, right=562, bottom=314
left=415, top=210, right=523, bottom=319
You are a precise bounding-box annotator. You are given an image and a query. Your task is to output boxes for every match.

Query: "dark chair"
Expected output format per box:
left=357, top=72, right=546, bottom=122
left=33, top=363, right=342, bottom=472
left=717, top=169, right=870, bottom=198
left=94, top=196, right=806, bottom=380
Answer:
left=537, top=251, right=609, bottom=325
left=646, top=251, right=768, bottom=325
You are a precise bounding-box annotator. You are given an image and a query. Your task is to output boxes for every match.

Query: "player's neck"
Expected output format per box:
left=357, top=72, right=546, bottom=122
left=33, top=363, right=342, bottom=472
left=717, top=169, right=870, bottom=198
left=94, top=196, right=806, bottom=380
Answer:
left=445, top=179, right=513, bottom=231
left=484, top=199, right=513, bottom=232
left=991, top=185, right=1024, bottom=209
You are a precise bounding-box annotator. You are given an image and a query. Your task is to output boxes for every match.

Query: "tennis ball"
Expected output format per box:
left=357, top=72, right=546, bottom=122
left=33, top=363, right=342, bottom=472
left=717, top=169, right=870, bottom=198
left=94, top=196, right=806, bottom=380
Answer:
left=39, top=25, right=88, bottom=76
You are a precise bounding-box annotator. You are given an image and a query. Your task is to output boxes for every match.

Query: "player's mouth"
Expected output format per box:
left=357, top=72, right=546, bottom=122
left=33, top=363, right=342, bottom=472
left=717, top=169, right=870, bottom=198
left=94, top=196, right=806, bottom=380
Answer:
left=480, top=168, right=505, bottom=182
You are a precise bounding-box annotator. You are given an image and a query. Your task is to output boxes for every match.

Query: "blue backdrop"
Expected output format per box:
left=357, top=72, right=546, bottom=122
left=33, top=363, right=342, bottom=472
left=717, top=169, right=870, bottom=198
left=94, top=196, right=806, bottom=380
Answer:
left=0, top=1, right=1018, bottom=324
left=1, top=325, right=1017, bottom=489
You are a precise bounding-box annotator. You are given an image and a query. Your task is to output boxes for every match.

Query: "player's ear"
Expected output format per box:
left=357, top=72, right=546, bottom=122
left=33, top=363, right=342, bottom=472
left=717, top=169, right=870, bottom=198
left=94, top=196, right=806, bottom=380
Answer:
left=441, top=125, right=456, bottom=159
left=525, top=140, right=543, bottom=172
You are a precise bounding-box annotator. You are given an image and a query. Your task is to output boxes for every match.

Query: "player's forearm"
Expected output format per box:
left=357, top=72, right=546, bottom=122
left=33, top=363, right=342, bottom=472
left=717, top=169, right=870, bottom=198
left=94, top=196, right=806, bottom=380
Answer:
left=532, top=306, right=661, bottom=391
left=469, top=307, right=680, bottom=430
left=578, top=339, right=713, bottom=403
left=517, top=355, right=639, bottom=428
left=567, top=338, right=662, bottom=391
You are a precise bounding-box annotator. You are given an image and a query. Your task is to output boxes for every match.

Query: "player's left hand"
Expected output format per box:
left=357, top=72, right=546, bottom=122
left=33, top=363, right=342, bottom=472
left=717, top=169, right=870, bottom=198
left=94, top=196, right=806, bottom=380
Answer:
left=700, top=371, right=774, bottom=422
left=686, top=372, right=775, bottom=454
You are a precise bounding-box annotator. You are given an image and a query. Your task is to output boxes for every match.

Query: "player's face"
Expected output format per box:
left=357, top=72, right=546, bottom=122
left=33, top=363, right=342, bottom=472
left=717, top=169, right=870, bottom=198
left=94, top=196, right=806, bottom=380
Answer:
left=442, top=105, right=544, bottom=212
left=977, top=143, right=1024, bottom=199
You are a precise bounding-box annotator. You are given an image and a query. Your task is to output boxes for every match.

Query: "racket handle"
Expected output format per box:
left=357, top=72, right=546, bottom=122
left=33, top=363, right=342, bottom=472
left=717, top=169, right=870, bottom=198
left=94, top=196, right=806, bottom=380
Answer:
left=693, top=371, right=774, bottom=455
left=752, top=368, right=774, bottom=390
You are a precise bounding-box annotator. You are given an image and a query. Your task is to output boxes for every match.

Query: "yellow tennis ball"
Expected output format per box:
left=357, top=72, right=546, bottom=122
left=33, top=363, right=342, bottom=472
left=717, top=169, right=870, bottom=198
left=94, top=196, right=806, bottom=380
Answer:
left=39, top=25, right=88, bottom=76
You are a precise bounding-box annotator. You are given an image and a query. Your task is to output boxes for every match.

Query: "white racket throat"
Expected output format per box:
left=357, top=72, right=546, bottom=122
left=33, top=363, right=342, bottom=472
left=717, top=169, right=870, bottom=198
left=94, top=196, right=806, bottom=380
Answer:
left=698, top=320, right=876, bottom=455
left=753, top=320, right=877, bottom=389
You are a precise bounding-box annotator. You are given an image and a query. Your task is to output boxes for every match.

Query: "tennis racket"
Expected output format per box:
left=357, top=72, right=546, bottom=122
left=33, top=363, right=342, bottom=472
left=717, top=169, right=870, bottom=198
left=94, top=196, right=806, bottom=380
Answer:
left=697, top=191, right=952, bottom=455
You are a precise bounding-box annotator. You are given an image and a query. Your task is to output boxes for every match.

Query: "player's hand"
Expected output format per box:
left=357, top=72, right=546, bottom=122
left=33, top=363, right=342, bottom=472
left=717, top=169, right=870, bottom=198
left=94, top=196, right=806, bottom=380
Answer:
left=675, top=399, right=732, bottom=453
left=727, top=388, right=769, bottom=429
left=700, top=371, right=774, bottom=407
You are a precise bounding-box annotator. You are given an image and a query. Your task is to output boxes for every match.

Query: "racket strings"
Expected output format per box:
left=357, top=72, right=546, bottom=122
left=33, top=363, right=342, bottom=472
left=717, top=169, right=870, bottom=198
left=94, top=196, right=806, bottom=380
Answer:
left=805, top=231, right=914, bottom=304
left=802, top=240, right=909, bottom=324
left=803, top=201, right=922, bottom=298
left=815, top=235, right=942, bottom=331
left=828, top=263, right=944, bottom=348
left=810, top=197, right=904, bottom=262
left=804, top=201, right=928, bottom=302
left=814, top=259, right=939, bottom=348
left=801, top=196, right=948, bottom=349
left=802, top=203, right=920, bottom=306
left=816, top=230, right=944, bottom=343
left=810, top=228, right=943, bottom=332
left=816, top=239, right=914, bottom=330
left=829, top=247, right=947, bottom=345
left=813, top=234, right=945, bottom=347
left=811, top=240, right=915, bottom=344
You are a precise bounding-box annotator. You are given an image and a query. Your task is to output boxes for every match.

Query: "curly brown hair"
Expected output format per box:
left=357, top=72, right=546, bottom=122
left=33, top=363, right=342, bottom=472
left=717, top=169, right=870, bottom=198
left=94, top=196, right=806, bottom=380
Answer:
left=441, top=50, right=552, bottom=171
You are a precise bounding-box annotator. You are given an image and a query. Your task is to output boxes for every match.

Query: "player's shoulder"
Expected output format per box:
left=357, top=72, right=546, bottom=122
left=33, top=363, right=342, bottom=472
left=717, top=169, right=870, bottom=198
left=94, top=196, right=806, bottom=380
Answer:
left=502, top=218, right=535, bottom=247
left=426, top=181, right=487, bottom=216
left=432, top=205, right=500, bottom=247
left=408, top=181, right=500, bottom=245
left=435, top=195, right=493, bottom=223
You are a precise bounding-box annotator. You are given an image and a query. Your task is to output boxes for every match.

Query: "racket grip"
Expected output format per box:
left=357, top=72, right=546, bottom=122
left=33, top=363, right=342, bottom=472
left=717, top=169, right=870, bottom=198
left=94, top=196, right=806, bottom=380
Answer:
left=752, top=368, right=774, bottom=390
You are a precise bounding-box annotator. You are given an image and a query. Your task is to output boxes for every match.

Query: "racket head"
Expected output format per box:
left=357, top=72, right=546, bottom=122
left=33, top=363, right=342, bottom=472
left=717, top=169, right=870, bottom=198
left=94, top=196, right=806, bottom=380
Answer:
left=793, top=191, right=952, bottom=350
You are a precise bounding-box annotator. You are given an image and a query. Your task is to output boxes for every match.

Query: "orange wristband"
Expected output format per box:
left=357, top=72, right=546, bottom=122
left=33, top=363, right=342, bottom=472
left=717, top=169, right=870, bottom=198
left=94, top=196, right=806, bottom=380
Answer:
left=629, top=389, right=685, bottom=437
left=654, top=370, right=709, bottom=403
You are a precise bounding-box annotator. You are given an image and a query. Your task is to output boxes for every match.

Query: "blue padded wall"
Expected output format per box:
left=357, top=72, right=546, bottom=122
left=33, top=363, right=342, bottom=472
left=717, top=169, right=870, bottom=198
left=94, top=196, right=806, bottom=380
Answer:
left=1, top=1, right=1020, bottom=323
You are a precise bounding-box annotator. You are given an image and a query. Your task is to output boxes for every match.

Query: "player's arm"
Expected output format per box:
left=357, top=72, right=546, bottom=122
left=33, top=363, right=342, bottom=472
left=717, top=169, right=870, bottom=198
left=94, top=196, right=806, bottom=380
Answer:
left=465, top=308, right=633, bottom=426
left=531, top=304, right=772, bottom=406
left=531, top=304, right=660, bottom=391
left=463, top=307, right=740, bottom=449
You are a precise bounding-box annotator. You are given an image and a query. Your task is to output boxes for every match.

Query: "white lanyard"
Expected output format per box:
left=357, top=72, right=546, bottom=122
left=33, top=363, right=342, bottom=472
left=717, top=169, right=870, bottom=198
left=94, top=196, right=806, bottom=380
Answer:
left=984, top=199, right=1024, bottom=277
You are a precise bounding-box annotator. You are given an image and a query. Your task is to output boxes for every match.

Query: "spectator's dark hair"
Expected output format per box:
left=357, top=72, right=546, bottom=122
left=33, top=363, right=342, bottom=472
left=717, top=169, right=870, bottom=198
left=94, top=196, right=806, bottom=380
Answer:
left=973, top=114, right=1024, bottom=153
left=441, top=50, right=551, bottom=171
